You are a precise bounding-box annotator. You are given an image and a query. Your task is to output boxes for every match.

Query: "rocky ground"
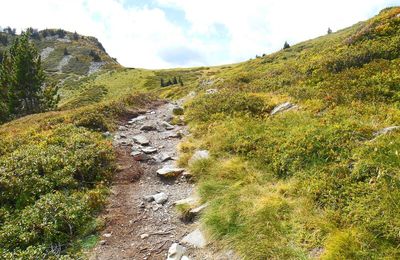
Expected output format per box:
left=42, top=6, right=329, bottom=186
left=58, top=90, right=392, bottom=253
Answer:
left=90, top=99, right=235, bottom=260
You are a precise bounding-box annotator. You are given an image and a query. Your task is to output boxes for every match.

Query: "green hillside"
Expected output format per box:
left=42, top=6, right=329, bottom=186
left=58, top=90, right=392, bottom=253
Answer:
left=0, top=6, right=400, bottom=259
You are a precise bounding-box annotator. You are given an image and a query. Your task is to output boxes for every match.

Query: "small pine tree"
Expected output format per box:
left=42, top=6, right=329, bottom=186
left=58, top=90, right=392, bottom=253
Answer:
left=173, top=76, right=178, bottom=85
left=327, top=27, right=332, bottom=34
left=160, top=78, right=165, bottom=87
left=73, top=31, right=79, bottom=40
left=283, top=41, right=290, bottom=49
left=0, top=32, right=59, bottom=118
left=63, top=48, right=69, bottom=56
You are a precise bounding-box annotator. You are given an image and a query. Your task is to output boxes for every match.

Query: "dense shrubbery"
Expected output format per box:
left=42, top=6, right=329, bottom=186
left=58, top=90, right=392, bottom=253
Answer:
left=181, top=7, right=400, bottom=259
left=0, top=125, right=114, bottom=257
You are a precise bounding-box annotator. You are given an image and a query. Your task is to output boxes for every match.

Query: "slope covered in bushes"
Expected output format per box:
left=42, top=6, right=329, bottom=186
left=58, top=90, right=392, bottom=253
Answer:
left=178, top=7, right=400, bottom=259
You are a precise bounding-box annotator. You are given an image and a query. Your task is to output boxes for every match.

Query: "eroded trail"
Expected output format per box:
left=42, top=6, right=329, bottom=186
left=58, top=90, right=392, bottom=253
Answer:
left=90, top=100, right=212, bottom=260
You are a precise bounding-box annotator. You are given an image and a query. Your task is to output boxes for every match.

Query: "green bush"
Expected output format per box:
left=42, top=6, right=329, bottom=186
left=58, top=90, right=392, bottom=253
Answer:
left=0, top=124, right=114, bottom=257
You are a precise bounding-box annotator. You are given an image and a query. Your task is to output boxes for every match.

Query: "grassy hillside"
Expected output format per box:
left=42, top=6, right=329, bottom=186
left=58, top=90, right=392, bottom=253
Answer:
left=176, top=6, right=400, bottom=259
left=1, top=6, right=400, bottom=259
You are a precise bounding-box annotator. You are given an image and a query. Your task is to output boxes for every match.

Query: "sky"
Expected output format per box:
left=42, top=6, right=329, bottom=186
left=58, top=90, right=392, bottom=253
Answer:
left=0, top=0, right=399, bottom=68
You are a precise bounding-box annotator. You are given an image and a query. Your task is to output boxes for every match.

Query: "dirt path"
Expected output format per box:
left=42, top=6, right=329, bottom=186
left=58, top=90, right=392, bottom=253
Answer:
left=90, top=99, right=221, bottom=260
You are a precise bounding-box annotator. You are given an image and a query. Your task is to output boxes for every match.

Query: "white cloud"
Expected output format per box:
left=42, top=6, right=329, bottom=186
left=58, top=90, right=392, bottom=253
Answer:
left=0, top=0, right=397, bottom=68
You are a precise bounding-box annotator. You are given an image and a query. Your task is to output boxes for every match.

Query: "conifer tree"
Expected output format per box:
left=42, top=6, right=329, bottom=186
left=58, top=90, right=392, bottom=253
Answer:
left=173, top=76, right=178, bottom=85
left=327, top=27, right=333, bottom=34
left=0, top=32, right=59, bottom=119
left=283, top=41, right=290, bottom=49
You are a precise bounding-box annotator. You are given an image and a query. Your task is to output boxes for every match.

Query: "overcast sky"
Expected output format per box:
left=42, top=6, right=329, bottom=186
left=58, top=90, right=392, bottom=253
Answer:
left=1, top=0, right=399, bottom=68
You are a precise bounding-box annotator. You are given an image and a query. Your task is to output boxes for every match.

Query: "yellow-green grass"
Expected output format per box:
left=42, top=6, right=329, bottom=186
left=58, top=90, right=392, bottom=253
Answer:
left=178, top=7, right=400, bottom=259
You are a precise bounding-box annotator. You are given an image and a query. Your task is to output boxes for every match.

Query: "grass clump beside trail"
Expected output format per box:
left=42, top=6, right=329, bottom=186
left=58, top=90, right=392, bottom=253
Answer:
left=179, top=7, right=400, bottom=259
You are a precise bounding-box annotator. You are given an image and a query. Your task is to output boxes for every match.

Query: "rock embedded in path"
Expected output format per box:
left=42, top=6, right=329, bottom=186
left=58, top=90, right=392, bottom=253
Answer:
left=141, top=147, right=158, bottom=154
left=157, top=166, right=185, bottom=177
left=161, top=121, right=175, bottom=130
left=118, top=126, right=128, bottom=131
left=152, top=192, right=168, bottom=204
left=270, top=102, right=298, bottom=115
left=131, top=151, right=151, bottom=161
left=140, top=124, right=158, bottom=131
left=181, top=228, right=207, bottom=248
left=158, top=153, right=172, bottom=162
left=128, top=115, right=147, bottom=124
left=167, top=243, right=186, bottom=260
left=140, top=233, right=149, bottom=239
left=143, top=195, right=154, bottom=202
left=133, top=135, right=150, bottom=146
left=167, top=131, right=183, bottom=139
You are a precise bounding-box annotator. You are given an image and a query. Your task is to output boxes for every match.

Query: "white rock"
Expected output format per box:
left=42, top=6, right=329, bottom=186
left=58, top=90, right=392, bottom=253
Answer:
left=157, top=166, right=185, bottom=177
left=103, top=233, right=112, bottom=238
left=270, top=102, right=298, bottom=115
left=40, top=47, right=54, bottom=60
left=167, top=243, right=186, bottom=260
left=373, top=126, right=400, bottom=136
left=161, top=121, right=175, bottom=130
left=133, top=135, right=150, bottom=145
left=190, top=203, right=208, bottom=215
left=205, top=88, right=218, bottom=95
left=188, top=150, right=210, bottom=165
left=88, top=61, right=106, bottom=75
left=173, top=197, right=198, bottom=206
left=152, top=192, right=168, bottom=204
left=140, top=234, right=149, bottom=239
left=181, top=256, right=190, bottom=260
left=141, top=147, right=158, bottom=154
left=119, top=133, right=127, bottom=138
left=128, top=115, right=147, bottom=124
left=181, top=228, right=207, bottom=248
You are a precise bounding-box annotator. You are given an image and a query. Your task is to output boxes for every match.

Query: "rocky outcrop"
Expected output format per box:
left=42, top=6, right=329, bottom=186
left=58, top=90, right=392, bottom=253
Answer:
left=270, top=102, right=298, bottom=115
